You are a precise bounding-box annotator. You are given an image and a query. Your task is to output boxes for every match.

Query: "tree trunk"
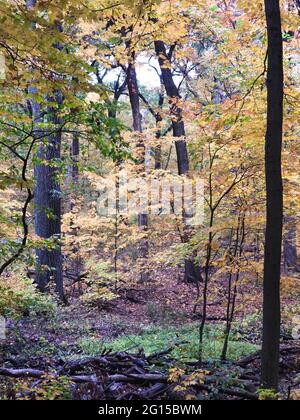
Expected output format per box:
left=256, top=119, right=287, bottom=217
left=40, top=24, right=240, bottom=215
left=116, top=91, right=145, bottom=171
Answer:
left=26, top=0, right=64, bottom=301
left=68, top=133, right=83, bottom=284
left=34, top=98, right=64, bottom=301
left=154, top=79, right=165, bottom=169
left=127, top=60, right=149, bottom=282
left=71, top=134, right=79, bottom=184
left=154, top=40, right=199, bottom=284
left=283, top=220, right=299, bottom=273
left=154, top=41, right=189, bottom=175
left=127, top=63, right=142, bottom=134
left=261, top=0, right=284, bottom=391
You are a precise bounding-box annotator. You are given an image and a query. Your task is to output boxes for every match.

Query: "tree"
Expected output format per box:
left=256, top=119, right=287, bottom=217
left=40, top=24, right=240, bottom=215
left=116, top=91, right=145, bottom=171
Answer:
left=154, top=40, right=201, bottom=284
left=154, top=41, right=189, bottom=175
left=126, top=53, right=150, bottom=283
left=261, top=0, right=284, bottom=391
left=25, top=0, right=65, bottom=300
left=34, top=96, right=64, bottom=300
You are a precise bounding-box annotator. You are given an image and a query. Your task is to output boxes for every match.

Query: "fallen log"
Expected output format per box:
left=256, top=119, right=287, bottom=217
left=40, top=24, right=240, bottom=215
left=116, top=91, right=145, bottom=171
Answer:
left=220, top=387, right=258, bottom=400
left=107, top=373, right=167, bottom=383
left=0, top=365, right=259, bottom=400
left=199, top=383, right=258, bottom=400
left=0, top=367, right=101, bottom=384
left=71, top=374, right=98, bottom=384
left=0, top=367, right=44, bottom=378
left=146, top=347, right=174, bottom=361
left=62, top=356, right=108, bottom=373
left=140, top=383, right=169, bottom=399
left=237, top=344, right=300, bottom=367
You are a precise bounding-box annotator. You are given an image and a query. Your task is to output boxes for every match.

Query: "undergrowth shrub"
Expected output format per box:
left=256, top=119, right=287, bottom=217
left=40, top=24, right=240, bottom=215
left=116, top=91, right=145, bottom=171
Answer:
left=80, top=259, right=117, bottom=307
left=15, top=375, right=72, bottom=400
left=77, top=336, right=105, bottom=355
left=0, top=271, right=56, bottom=317
left=78, top=323, right=259, bottom=362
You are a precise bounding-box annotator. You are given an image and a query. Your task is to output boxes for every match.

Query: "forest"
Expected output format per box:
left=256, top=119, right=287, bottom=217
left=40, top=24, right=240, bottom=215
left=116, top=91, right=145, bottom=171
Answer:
left=0, top=0, right=299, bottom=402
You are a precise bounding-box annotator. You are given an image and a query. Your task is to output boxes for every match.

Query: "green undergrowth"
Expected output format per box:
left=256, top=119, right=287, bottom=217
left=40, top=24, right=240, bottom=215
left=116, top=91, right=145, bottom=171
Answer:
left=77, top=323, right=259, bottom=362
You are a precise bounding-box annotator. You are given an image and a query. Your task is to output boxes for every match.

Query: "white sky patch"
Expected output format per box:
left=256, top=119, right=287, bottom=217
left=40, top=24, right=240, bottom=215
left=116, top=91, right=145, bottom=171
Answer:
left=97, top=54, right=183, bottom=91
left=136, top=55, right=161, bottom=88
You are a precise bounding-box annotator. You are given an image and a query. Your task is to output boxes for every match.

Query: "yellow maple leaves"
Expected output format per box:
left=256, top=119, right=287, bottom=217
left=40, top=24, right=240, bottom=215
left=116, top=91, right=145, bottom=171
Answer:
left=168, top=366, right=209, bottom=397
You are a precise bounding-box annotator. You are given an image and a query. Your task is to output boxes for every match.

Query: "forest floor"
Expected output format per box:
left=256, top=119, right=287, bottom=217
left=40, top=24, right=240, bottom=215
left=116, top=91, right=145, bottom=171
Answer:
left=1, top=267, right=300, bottom=400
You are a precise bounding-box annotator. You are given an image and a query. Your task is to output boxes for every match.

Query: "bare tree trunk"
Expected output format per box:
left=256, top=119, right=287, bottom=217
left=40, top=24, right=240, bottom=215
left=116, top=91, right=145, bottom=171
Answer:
left=154, top=40, right=200, bottom=284
left=221, top=213, right=245, bottom=360
left=34, top=97, right=64, bottom=301
left=154, top=78, right=165, bottom=170
left=283, top=219, right=299, bottom=273
left=70, top=134, right=79, bottom=185
left=127, top=59, right=149, bottom=282
left=27, top=0, right=65, bottom=300
left=154, top=41, right=189, bottom=175
left=68, top=133, right=83, bottom=285
left=261, top=0, right=283, bottom=391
